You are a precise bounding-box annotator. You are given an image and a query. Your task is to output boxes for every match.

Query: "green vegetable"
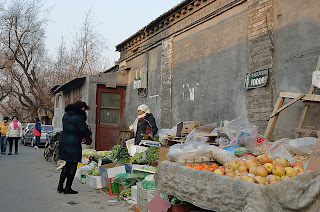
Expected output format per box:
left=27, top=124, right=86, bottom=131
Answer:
left=109, top=145, right=130, bottom=163
left=141, top=134, right=159, bottom=141
left=131, top=151, right=146, bottom=164
left=145, top=147, right=159, bottom=164
left=170, top=196, right=181, bottom=205
left=82, top=149, right=97, bottom=157
left=120, top=188, right=131, bottom=197
left=88, top=167, right=100, bottom=176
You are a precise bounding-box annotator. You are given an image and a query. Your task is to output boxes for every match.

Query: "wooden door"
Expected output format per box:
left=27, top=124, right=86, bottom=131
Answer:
left=96, top=85, right=126, bottom=150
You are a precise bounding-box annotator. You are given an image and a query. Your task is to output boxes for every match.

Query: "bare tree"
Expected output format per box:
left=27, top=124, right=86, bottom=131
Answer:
left=0, top=0, right=53, bottom=120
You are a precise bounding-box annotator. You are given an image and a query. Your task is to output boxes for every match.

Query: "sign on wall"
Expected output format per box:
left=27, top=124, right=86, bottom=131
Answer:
left=244, top=69, right=268, bottom=89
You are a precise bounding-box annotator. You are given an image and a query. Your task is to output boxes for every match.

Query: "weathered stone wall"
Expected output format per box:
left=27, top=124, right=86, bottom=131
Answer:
left=247, top=0, right=274, bottom=133
left=160, top=37, right=173, bottom=128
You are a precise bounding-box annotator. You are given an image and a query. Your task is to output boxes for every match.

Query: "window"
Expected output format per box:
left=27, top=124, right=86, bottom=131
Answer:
left=100, top=93, right=120, bottom=124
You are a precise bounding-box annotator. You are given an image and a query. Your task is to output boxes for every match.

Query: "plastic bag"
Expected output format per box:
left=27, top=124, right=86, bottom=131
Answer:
left=114, top=172, right=146, bottom=185
left=211, top=148, right=237, bottom=164
left=159, top=126, right=177, bottom=145
left=268, top=138, right=295, bottom=164
left=222, top=117, right=258, bottom=147
left=82, top=149, right=97, bottom=157
left=142, top=179, right=156, bottom=189
left=248, top=137, right=272, bottom=155
left=185, top=123, right=218, bottom=144
left=167, top=143, right=217, bottom=162
left=289, top=137, right=317, bottom=155
left=312, top=70, right=320, bottom=89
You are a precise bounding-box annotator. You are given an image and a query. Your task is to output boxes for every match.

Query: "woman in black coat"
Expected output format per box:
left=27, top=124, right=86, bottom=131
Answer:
left=129, top=104, right=158, bottom=145
left=57, top=101, right=91, bottom=194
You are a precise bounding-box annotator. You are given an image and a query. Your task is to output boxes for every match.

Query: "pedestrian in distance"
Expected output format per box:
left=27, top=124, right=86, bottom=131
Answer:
left=6, top=116, right=23, bottom=155
left=58, top=101, right=91, bottom=194
left=0, top=116, right=10, bottom=154
left=129, top=104, right=158, bottom=145
left=33, top=118, right=41, bottom=149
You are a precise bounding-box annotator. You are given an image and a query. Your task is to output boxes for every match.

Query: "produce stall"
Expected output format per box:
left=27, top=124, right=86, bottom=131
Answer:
left=155, top=161, right=320, bottom=212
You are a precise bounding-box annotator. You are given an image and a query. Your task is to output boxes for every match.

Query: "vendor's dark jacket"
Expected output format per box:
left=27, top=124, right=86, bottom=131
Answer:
left=135, top=113, right=158, bottom=145
left=59, top=106, right=91, bottom=162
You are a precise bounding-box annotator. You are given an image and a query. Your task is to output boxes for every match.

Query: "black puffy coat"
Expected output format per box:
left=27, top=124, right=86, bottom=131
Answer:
left=59, top=106, right=91, bottom=162
left=135, top=113, right=158, bottom=145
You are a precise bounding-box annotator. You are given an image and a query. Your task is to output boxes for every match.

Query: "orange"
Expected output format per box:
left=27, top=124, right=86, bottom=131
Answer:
left=209, top=168, right=215, bottom=172
left=218, top=166, right=225, bottom=171
left=185, top=164, right=191, bottom=167
left=193, top=163, right=200, bottom=167
left=211, top=164, right=218, bottom=169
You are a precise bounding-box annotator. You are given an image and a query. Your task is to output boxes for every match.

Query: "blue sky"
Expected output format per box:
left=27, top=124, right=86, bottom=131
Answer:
left=45, top=0, right=183, bottom=62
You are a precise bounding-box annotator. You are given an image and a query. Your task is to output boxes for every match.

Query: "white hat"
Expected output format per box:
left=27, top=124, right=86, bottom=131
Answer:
left=137, top=104, right=149, bottom=112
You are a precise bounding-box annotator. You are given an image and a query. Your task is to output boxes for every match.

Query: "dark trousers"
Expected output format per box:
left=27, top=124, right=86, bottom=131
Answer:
left=58, top=162, right=78, bottom=188
left=35, top=136, right=40, bottom=146
left=8, top=137, right=19, bottom=153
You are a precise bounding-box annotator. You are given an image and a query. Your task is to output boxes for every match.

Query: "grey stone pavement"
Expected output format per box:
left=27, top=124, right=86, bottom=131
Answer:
left=0, top=143, right=130, bottom=212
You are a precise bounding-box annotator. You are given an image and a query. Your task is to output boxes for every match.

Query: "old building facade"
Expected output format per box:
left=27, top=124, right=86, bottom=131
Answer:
left=115, top=0, right=320, bottom=140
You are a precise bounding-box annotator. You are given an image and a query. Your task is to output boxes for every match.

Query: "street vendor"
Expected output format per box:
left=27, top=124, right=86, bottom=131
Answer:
left=129, top=104, right=158, bottom=145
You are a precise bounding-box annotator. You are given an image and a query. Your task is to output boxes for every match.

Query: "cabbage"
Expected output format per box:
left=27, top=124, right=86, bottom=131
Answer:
left=97, top=151, right=111, bottom=157
left=82, top=149, right=97, bottom=157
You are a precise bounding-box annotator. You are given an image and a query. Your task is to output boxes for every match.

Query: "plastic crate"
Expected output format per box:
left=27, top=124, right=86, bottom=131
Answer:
left=131, top=185, right=137, bottom=202
left=137, top=193, right=148, bottom=212
left=137, top=181, right=157, bottom=199
left=147, top=190, right=156, bottom=203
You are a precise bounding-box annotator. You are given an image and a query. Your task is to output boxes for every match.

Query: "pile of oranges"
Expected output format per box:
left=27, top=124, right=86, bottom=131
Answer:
left=185, top=163, right=224, bottom=172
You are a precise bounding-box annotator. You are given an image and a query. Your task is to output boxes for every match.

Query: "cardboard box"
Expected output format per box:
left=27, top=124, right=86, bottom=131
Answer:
left=176, top=121, right=205, bottom=136
left=306, top=138, right=320, bottom=171
left=158, top=147, right=169, bottom=164
left=99, top=163, right=126, bottom=185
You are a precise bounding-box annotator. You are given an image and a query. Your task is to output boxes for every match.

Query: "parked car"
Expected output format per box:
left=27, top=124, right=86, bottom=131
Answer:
left=23, top=125, right=54, bottom=147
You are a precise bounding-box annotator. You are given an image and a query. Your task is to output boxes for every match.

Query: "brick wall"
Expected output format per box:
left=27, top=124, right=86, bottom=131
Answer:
left=160, top=37, right=174, bottom=128
left=247, top=0, right=274, bottom=133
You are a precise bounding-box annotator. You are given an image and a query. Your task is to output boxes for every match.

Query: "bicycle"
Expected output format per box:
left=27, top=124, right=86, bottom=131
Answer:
left=43, top=141, right=54, bottom=161
left=51, top=141, right=59, bottom=164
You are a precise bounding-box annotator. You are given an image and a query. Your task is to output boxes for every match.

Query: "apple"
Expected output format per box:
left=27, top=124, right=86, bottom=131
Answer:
left=229, top=160, right=240, bottom=170
left=247, top=161, right=258, bottom=169
left=281, top=176, right=291, bottom=181
left=293, top=166, right=304, bottom=173
left=269, top=180, right=280, bottom=184
left=245, top=177, right=257, bottom=183
left=256, top=177, right=268, bottom=184
left=275, top=163, right=285, bottom=168
left=296, top=172, right=304, bottom=175
left=272, top=157, right=280, bottom=165
left=245, top=158, right=257, bottom=166
left=240, top=175, right=250, bottom=181
left=256, top=155, right=262, bottom=163
left=259, top=154, right=273, bottom=165
left=255, top=166, right=268, bottom=177
left=225, top=167, right=235, bottom=173
left=272, top=166, right=286, bottom=177
left=239, top=160, right=246, bottom=166
left=285, top=167, right=297, bottom=177
left=292, top=162, right=304, bottom=168
left=224, top=162, right=230, bottom=168
left=225, top=171, right=236, bottom=177
left=278, top=158, right=291, bottom=167
left=268, top=175, right=281, bottom=182
left=238, top=165, right=248, bottom=173
left=249, top=165, right=258, bottom=175
left=214, top=169, right=224, bottom=175
left=258, top=181, right=269, bottom=185
left=263, top=163, right=274, bottom=174
left=234, top=175, right=241, bottom=179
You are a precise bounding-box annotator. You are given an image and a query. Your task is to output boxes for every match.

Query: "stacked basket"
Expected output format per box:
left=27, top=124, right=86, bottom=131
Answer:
left=137, top=182, right=157, bottom=212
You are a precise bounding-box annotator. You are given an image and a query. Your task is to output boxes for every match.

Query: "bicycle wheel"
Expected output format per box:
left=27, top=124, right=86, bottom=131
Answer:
left=52, top=143, right=59, bottom=164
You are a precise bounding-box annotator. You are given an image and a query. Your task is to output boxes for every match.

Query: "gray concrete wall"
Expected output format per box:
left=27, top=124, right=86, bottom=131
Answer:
left=124, top=46, right=162, bottom=129
left=272, top=0, right=320, bottom=139
left=172, top=2, right=249, bottom=126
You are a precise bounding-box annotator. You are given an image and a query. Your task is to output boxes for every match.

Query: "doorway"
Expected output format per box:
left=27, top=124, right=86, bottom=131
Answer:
left=96, top=85, right=126, bottom=150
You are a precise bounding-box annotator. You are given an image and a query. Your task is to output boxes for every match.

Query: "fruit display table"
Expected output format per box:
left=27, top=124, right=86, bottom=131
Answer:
left=154, top=161, right=320, bottom=212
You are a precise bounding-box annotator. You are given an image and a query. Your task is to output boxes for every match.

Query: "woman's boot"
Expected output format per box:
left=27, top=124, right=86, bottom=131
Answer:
left=57, top=165, right=68, bottom=193
left=64, top=165, right=78, bottom=194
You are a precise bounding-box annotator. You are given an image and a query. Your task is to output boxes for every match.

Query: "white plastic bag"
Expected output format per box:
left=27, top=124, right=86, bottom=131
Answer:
left=185, top=123, right=217, bottom=144
left=268, top=138, right=295, bottom=164
left=312, top=70, right=320, bottom=89
left=289, top=137, right=317, bottom=155
left=222, top=117, right=258, bottom=147
left=158, top=126, right=177, bottom=145
left=167, top=143, right=217, bottom=162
